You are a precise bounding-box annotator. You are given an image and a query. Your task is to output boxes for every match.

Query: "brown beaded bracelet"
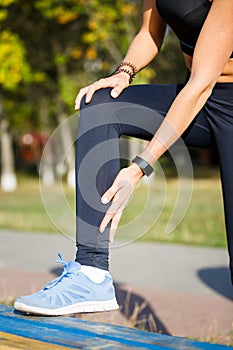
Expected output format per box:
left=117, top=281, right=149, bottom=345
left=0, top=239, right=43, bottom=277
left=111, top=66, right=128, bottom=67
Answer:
left=111, top=67, right=136, bottom=84
left=116, top=61, right=138, bottom=75
left=111, top=61, right=138, bottom=84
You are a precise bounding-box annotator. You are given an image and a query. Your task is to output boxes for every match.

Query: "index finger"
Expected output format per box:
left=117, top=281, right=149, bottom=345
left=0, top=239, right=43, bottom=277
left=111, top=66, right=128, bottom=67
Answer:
left=75, top=86, right=89, bottom=110
left=85, top=78, right=112, bottom=104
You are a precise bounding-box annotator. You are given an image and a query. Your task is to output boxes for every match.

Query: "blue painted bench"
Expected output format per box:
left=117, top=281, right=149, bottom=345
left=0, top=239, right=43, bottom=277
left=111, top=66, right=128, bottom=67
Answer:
left=0, top=305, right=232, bottom=349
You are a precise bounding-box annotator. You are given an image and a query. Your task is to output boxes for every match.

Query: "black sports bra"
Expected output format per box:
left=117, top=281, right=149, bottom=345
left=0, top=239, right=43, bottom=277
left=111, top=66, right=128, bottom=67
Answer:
left=156, top=0, right=233, bottom=58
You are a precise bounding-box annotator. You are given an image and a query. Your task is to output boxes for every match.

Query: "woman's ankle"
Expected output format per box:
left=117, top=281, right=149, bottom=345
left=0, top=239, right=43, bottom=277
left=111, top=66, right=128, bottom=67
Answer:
left=80, top=265, right=109, bottom=283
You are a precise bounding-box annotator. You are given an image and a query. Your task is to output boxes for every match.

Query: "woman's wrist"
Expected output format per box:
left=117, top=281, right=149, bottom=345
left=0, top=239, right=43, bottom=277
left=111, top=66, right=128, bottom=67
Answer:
left=131, top=156, right=154, bottom=177
left=131, top=148, right=157, bottom=178
left=129, top=162, right=144, bottom=178
left=138, top=148, right=157, bottom=166
left=111, top=61, right=138, bottom=84
left=112, top=71, right=131, bottom=85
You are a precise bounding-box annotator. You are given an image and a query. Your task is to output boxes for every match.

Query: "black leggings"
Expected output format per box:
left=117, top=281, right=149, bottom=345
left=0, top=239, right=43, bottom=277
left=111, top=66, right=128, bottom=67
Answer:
left=75, top=82, right=233, bottom=283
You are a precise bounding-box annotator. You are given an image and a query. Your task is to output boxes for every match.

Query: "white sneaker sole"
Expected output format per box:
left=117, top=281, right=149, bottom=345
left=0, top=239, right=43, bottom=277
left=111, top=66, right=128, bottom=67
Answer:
left=14, top=298, right=119, bottom=316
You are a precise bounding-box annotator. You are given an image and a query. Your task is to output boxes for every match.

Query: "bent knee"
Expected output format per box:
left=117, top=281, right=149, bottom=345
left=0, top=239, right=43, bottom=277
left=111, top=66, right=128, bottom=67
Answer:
left=80, top=88, right=113, bottom=111
left=78, top=88, right=122, bottom=134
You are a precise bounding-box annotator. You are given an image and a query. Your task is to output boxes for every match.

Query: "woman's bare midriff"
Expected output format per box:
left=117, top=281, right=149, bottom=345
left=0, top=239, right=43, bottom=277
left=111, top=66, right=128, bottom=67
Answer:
left=183, top=53, right=233, bottom=82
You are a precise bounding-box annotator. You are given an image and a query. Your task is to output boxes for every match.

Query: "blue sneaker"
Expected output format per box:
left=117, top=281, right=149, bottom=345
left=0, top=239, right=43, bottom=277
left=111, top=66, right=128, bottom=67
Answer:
left=14, top=254, right=119, bottom=316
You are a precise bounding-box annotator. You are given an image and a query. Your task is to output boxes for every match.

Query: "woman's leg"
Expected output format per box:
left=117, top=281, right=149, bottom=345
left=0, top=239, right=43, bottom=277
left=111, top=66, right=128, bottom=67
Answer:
left=204, top=83, right=233, bottom=283
left=13, top=83, right=216, bottom=316
left=75, top=84, right=213, bottom=271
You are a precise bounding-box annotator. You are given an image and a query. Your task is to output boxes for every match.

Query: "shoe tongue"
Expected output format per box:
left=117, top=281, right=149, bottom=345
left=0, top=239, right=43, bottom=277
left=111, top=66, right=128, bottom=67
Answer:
left=66, top=261, right=81, bottom=272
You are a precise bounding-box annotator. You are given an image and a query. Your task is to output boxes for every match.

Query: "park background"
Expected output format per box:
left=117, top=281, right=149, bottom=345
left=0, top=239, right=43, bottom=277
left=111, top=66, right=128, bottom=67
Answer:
left=0, top=1, right=232, bottom=346
left=0, top=0, right=225, bottom=247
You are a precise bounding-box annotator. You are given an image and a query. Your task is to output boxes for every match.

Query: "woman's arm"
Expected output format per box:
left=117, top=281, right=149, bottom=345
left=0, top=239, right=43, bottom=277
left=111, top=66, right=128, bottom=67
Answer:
left=142, top=0, right=233, bottom=163
left=121, top=0, right=166, bottom=72
left=75, top=0, right=166, bottom=109
left=100, top=0, right=233, bottom=237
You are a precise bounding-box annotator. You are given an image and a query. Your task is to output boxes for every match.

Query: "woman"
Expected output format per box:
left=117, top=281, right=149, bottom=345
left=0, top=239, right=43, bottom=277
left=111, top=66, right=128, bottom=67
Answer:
left=14, top=0, right=233, bottom=315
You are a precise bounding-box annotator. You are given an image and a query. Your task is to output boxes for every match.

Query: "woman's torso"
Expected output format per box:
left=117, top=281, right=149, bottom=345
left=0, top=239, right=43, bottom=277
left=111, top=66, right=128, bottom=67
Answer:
left=156, top=0, right=233, bottom=82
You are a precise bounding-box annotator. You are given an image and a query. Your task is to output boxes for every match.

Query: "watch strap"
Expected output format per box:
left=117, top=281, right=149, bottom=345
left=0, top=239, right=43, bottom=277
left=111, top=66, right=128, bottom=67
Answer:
left=132, top=156, right=154, bottom=177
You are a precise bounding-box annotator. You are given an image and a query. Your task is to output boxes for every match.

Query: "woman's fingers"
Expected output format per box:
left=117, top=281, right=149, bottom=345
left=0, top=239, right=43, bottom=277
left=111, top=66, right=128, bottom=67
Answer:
left=109, top=193, right=129, bottom=243
left=101, top=183, right=118, bottom=205
left=75, top=86, right=89, bottom=110
left=99, top=192, right=121, bottom=233
left=85, top=78, right=107, bottom=103
left=74, top=73, right=129, bottom=110
left=109, top=211, right=123, bottom=243
left=100, top=180, right=132, bottom=233
left=110, top=74, right=129, bottom=98
left=99, top=197, right=124, bottom=234
left=85, top=76, right=127, bottom=103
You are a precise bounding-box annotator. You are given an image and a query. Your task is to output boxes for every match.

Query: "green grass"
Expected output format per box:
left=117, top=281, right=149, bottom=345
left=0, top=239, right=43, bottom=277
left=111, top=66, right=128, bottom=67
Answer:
left=0, top=176, right=75, bottom=234
left=0, top=169, right=227, bottom=248
left=118, top=174, right=226, bottom=247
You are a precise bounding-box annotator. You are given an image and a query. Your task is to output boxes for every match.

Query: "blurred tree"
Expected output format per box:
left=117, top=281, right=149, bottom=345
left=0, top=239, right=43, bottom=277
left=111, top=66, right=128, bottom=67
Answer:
left=32, top=0, right=88, bottom=185
left=151, top=29, right=187, bottom=84
left=0, top=0, right=193, bottom=188
left=81, top=0, right=155, bottom=83
left=0, top=14, right=41, bottom=190
left=11, top=0, right=145, bottom=185
left=0, top=0, right=87, bottom=185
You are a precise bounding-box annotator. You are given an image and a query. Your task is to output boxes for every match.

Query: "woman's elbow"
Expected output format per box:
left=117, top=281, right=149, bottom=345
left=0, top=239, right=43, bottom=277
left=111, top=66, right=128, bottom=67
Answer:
left=186, top=75, right=216, bottom=99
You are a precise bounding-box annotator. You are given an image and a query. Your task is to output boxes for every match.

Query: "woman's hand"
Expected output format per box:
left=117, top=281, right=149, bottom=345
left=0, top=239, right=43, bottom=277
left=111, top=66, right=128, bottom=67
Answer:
left=74, top=72, right=130, bottom=110
left=99, top=163, right=143, bottom=243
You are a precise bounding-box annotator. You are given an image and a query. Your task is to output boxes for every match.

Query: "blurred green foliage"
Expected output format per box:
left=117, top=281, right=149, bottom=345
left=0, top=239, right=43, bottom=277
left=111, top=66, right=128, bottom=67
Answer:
left=0, top=0, right=186, bottom=136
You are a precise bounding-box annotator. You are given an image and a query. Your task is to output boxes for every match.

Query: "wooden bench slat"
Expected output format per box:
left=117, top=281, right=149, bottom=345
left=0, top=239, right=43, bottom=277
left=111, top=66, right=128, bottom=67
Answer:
left=0, top=305, right=231, bottom=349
left=0, top=332, right=73, bottom=350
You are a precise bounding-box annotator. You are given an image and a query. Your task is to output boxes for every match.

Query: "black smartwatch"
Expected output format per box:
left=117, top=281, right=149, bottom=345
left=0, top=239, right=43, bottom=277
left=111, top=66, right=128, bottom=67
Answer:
left=132, top=156, right=154, bottom=177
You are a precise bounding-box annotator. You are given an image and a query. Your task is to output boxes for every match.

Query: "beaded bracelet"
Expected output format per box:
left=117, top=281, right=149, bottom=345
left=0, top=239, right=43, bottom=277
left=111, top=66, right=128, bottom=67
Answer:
left=111, top=61, right=138, bottom=84
left=111, top=68, right=135, bottom=83
left=115, top=61, right=138, bottom=75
